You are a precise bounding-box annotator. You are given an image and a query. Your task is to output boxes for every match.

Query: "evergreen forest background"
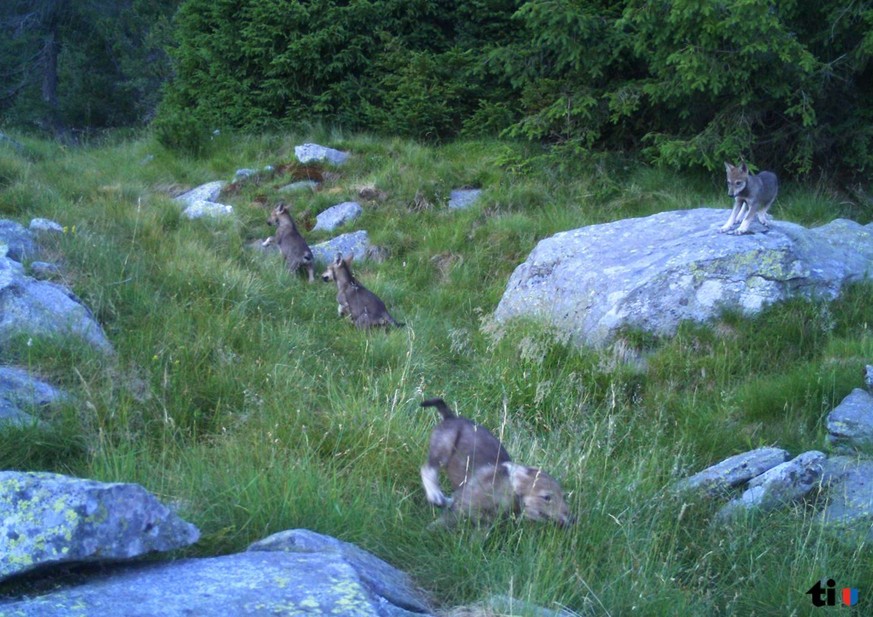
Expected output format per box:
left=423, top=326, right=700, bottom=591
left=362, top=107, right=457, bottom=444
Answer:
left=3, top=0, right=873, bottom=181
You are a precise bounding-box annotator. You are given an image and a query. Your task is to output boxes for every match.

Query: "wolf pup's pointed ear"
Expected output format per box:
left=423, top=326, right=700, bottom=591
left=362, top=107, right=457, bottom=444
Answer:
left=344, top=253, right=354, bottom=265
left=740, top=162, right=748, bottom=173
left=724, top=161, right=732, bottom=171
left=334, top=252, right=342, bottom=264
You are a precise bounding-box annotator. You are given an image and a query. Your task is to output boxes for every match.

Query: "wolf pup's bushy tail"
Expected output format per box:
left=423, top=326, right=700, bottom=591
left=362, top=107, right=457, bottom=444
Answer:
left=421, top=398, right=455, bottom=419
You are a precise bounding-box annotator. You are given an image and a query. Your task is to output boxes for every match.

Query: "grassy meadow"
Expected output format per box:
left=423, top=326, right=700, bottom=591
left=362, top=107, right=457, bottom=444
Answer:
left=1, top=129, right=872, bottom=615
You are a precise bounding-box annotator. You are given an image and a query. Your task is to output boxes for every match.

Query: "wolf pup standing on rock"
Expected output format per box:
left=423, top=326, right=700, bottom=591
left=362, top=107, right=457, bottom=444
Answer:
left=265, top=202, right=315, bottom=282
left=320, top=253, right=402, bottom=329
left=720, top=161, right=779, bottom=235
left=419, top=398, right=573, bottom=527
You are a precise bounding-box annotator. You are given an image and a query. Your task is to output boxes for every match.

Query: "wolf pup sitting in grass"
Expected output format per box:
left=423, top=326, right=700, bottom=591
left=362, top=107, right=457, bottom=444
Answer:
left=264, top=202, right=315, bottom=282
left=320, top=253, right=402, bottom=329
left=720, top=161, right=779, bottom=235
left=419, top=397, right=573, bottom=527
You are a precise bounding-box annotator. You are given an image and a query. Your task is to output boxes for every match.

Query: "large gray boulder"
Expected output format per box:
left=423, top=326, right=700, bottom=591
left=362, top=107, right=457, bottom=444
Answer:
left=675, top=447, right=790, bottom=495
left=174, top=181, right=225, bottom=206
left=826, top=388, right=873, bottom=453
left=820, top=457, right=873, bottom=543
left=0, top=270, right=112, bottom=353
left=248, top=529, right=432, bottom=615
left=312, top=230, right=371, bottom=265
left=0, top=471, right=200, bottom=582
left=718, top=451, right=826, bottom=519
left=313, top=201, right=362, bottom=232
left=295, top=143, right=350, bottom=165
left=0, top=220, right=37, bottom=262
left=0, top=366, right=67, bottom=427
left=0, top=529, right=432, bottom=617
left=494, top=209, right=873, bottom=347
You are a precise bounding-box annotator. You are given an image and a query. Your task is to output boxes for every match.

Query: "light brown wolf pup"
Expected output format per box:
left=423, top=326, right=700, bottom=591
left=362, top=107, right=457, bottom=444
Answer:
left=420, top=398, right=573, bottom=527
left=266, top=202, right=315, bottom=282
left=320, top=253, right=402, bottom=329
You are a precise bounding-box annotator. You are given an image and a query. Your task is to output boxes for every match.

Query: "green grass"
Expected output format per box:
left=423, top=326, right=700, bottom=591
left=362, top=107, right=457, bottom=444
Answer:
left=1, top=130, right=872, bottom=615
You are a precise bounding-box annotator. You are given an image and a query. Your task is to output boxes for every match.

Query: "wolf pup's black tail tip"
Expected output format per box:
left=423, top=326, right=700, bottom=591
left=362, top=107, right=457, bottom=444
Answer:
left=420, top=398, right=455, bottom=418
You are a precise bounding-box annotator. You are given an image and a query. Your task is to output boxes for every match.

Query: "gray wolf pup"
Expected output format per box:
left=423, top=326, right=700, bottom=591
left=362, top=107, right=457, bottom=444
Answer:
left=266, top=202, right=315, bottom=282
left=320, top=253, right=402, bottom=328
left=419, top=398, right=573, bottom=527
left=720, top=162, right=779, bottom=235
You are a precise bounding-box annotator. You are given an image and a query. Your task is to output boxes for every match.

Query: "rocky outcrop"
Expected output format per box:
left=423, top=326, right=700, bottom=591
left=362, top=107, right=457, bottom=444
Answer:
left=0, top=367, right=66, bottom=427
left=718, top=451, right=826, bottom=519
left=0, top=471, right=200, bottom=581
left=313, top=201, right=362, bottom=232
left=0, top=527, right=432, bottom=617
left=173, top=181, right=234, bottom=220
left=495, top=209, right=873, bottom=347
left=678, top=371, right=873, bottom=543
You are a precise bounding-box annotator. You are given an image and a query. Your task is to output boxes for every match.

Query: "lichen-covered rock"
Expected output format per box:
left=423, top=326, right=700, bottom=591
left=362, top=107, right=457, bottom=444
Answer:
left=173, top=181, right=225, bottom=207
left=295, top=143, right=350, bottom=165
left=717, top=451, right=825, bottom=519
left=675, top=447, right=790, bottom=495
left=827, top=388, right=873, bottom=453
left=448, top=189, right=482, bottom=210
left=248, top=529, right=432, bottom=615
left=313, top=201, right=362, bottom=232
left=0, top=532, right=432, bottom=616
left=311, top=230, right=371, bottom=265
left=820, top=458, right=873, bottom=543
left=0, top=471, right=200, bottom=582
left=0, top=366, right=67, bottom=427
left=494, top=209, right=873, bottom=347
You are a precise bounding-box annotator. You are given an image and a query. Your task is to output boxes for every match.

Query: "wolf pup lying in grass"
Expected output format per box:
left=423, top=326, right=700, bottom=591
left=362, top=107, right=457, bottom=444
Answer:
left=720, top=161, right=779, bottom=235
left=419, top=398, right=573, bottom=527
left=264, top=202, right=315, bottom=282
left=320, top=253, right=403, bottom=329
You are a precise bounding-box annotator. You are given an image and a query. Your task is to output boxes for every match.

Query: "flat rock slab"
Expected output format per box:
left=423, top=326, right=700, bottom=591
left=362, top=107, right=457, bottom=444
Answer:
left=448, top=189, right=482, bottom=210
left=295, top=143, right=350, bottom=165
left=826, top=388, right=873, bottom=453
left=495, top=209, right=873, bottom=347
left=1, top=539, right=431, bottom=616
left=0, top=472, right=200, bottom=582
left=182, top=200, right=234, bottom=220
left=313, top=201, right=362, bottom=232
left=675, top=447, right=790, bottom=495
left=279, top=180, right=319, bottom=193
left=718, top=450, right=825, bottom=518
left=312, top=230, right=371, bottom=265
